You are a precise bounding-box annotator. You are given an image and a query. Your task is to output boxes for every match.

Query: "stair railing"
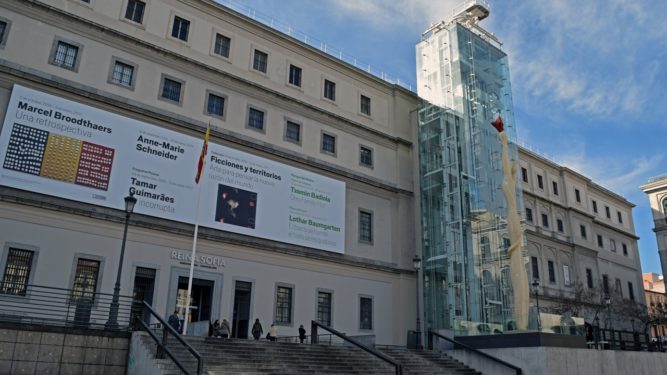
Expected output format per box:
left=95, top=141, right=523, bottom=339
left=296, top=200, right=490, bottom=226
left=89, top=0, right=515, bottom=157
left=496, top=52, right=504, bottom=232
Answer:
left=428, top=330, right=522, bottom=375
left=311, top=320, right=403, bottom=375
left=135, top=301, right=203, bottom=375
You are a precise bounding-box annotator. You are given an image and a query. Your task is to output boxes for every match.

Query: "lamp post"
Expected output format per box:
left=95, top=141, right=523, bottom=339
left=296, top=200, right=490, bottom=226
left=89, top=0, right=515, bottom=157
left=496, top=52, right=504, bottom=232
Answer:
left=532, top=279, right=541, bottom=332
left=593, top=315, right=600, bottom=349
left=106, top=191, right=137, bottom=329
left=413, top=254, right=423, bottom=350
left=605, top=295, right=613, bottom=348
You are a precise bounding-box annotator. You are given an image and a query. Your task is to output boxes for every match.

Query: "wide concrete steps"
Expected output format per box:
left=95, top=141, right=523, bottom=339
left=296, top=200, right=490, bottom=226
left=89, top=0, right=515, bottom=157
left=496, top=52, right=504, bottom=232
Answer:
left=141, top=334, right=481, bottom=374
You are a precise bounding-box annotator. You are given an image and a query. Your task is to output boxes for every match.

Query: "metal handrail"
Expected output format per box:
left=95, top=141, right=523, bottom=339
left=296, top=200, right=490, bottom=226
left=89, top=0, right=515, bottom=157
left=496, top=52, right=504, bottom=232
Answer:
left=428, top=331, right=522, bottom=375
left=311, top=320, right=403, bottom=375
left=136, top=301, right=203, bottom=375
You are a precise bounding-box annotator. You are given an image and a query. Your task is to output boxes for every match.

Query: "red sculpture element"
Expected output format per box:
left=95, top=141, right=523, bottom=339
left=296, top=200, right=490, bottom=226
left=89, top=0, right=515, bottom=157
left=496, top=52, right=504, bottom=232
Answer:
left=491, top=115, right=504, bottom=133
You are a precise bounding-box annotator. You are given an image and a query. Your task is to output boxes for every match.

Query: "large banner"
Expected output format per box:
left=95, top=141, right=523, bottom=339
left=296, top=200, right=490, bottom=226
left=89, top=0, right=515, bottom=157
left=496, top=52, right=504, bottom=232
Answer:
left=0, top=85, right=345, bottom=253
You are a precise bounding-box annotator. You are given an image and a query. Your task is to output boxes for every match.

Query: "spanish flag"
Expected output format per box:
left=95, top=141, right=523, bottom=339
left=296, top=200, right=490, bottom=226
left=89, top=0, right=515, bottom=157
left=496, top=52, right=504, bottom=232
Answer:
left=195, top=124, right=210, bottom=184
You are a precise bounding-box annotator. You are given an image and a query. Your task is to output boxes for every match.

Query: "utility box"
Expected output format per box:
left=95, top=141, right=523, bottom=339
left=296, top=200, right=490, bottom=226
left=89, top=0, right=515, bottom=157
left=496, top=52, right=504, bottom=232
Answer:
left=407, top=330, right=419, bottom=349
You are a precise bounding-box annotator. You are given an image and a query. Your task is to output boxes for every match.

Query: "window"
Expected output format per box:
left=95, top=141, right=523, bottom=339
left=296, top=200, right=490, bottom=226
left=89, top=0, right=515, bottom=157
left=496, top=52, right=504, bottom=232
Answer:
left=592, top=200, right=598, bottom=213
left=359, top=210, right=373, bottom=243
left=556, top=219, right=564, bottom=233
left=615, top=278, right=622, bottom=295
left=628, top=282, right=635, bottom=300
left=52, top=41, right=79, bottom=70
left=580, top=224, right=587, bottom=239
left=586, top=268, right=593, bottom=289
left=360, top=95, right=371, bottom=115
left=502, top=237, right=511, bottom=254
left=481, top=236, right=491, bottom=259
left=605, top=206, right=611, bottom=219
left=602, top=274, right=609, bottom=295
left=252, top=49, right=268, bottom=73
left=525, top=208, right=533, bottom=222
left=622, top=243, right=628, bottom=256
left=575, top=189, right=581, bottom=203
left=563, top=265, right=571, bottom=287
left=206, top=93, right=225, bottom=117
left=111, top=60, right=134, bottom=87
left=610, top=239, right=616, bottom=252
left=171, top=16, right=190, bottom=41
left=161, top=77, right=182, bottom=103
left=359, top=297, right=373, bottom=330
left=321, top=133, right=336, bottom=155
left=597, top=235, right=603, bottom=248
left=284, top=120, right=300, bottom=143
left=0, top=19, right=10, bottom=48
left=617, top=211, right=623, bottom=224
left=521, top=167, right=528, bottom=183
left=274, top=285, right=293, bottom=324
left=213, top=34, right=231, bottom=58
left=317, top=291, right=332, bottom=327
left=72, top=258, right=100, bottom=303
left=537, top=175, right=544, bottom=189
left=552, top=181, right=559, bottom=195
left=531, top=256, right=539, bottom=280
left=360, top=146, right=373, bottom=168
left=324, top=79, right=336, bottom=101
left=1, top=248, right=34, bottom=296
left=288, top=64, right=302, bottom=87
left=548, top=261, right=556, bottom=283
left=541, top=213, right=549, bottom=228
left=247, top=108, right=265, bottom=131
left=124, top=0, right=145, bottom=24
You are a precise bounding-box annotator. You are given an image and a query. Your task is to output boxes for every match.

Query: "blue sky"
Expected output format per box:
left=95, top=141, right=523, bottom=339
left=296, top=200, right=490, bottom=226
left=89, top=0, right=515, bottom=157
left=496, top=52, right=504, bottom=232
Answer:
left=226, top=0, right=667, bottom=274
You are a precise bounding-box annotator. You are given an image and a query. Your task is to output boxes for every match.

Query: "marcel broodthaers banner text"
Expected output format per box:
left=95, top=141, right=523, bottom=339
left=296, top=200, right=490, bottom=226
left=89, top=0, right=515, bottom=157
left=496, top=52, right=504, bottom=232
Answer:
left=0, top=85, right=346, bottom=253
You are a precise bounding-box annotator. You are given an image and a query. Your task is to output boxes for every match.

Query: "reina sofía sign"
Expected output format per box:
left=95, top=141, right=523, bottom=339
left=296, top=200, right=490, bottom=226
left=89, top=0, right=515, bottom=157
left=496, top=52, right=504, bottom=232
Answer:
left=170, top=250, right=226, bottom=270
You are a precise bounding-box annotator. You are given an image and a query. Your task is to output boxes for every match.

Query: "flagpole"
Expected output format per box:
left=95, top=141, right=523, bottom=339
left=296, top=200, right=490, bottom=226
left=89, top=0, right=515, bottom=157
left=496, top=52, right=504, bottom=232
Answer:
left=182, top=181, right=203, bottom=336
left=182, top=124, right=210, bottom=336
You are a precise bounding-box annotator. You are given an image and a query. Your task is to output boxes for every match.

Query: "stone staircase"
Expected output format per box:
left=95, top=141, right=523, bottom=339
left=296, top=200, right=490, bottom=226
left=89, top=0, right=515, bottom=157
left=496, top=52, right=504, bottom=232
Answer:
left=140, top=334, right=482, bottom=374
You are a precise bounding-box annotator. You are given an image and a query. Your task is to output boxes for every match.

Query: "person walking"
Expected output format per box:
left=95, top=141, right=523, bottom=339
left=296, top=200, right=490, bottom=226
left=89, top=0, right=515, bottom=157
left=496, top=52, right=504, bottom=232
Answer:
left=267, top=323, right=278, bottom=342
left=168, top=310, right=180, bottom=333
left=298, top=324, right=307, bottom=343
left=251, top=318, right=263, bottom=340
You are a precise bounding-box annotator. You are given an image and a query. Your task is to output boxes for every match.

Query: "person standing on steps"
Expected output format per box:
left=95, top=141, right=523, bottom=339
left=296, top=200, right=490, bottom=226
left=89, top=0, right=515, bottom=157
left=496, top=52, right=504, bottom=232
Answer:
left=251, top=318, right=263, bottom=340
left=220, top=318, right=231, bottom=339
left=298, top=324, right=307, bottom=343
left=267, top=323, right=278, bottom=342
left=168, top=310, right=181, bottom=333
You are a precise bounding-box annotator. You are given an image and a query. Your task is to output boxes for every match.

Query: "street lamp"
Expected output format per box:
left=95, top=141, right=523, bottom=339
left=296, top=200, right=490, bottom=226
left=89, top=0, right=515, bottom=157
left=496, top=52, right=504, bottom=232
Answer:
left=106, top=191, right=137, bottom=329
left=593, top=315, right=600, bottom=349
left=413, top=254, right=423, bottom=350
left=532, top=279, right=542, bottom=332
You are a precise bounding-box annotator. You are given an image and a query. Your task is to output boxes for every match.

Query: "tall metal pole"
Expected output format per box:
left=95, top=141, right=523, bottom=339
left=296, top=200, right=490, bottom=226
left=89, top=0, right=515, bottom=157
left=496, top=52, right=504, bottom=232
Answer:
left=533, top=280, right=541, bottom=332
left=106, top=192, right=136, bottom=330
left=413, top=255, right=422, bottom=350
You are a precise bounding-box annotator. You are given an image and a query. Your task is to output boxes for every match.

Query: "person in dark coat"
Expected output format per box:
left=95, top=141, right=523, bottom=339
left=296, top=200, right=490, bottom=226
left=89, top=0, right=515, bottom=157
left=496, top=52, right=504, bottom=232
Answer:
left=251, top=318, right=263, bottom=340
left=168, top=311, right=180, bottom=333
left=298, top=324, right=307, bottom=343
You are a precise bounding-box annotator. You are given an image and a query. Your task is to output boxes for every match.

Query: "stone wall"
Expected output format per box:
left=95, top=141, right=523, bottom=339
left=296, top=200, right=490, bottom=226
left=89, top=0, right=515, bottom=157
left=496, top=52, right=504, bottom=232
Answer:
left=0, top=324, right=129, bottom=375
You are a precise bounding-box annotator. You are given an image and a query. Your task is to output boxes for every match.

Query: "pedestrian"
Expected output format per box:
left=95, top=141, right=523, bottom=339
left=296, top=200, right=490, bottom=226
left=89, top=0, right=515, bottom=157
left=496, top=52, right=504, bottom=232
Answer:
left=267, top=323, right=278, bottom=342
left=211, top=319, right=220, bottom=337
left=168, top=310, right=180, bottom=333
left=251, top=318, right=263, bottom=340
left=220, top=318, right=231, bottom=338
left=298, top=324, right=307, bottom=343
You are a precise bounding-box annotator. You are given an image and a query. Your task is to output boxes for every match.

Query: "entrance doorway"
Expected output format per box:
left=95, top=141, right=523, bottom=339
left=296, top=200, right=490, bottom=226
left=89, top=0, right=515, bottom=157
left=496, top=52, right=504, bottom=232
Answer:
left=176, top=277, right=213, bottom=323
left=232, top=281, right=252, bottom=338
left=132, top=267, right=156, bottom=324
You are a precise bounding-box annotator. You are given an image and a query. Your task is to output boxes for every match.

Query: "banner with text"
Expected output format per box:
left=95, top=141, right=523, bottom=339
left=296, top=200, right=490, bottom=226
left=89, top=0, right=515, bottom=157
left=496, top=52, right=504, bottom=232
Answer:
left=0, top=85, right=345, bottom=253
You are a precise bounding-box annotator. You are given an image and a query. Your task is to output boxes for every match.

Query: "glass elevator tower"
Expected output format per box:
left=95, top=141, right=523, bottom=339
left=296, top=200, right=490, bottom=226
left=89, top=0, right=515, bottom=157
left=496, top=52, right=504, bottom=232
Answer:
left=416, top=1, right=525, bottom=335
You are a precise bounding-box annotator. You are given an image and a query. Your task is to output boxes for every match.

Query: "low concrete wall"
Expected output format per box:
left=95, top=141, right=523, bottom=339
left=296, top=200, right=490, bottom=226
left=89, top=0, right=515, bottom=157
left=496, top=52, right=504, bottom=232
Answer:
left=127, top=331, right=164, bottom=375
left=0, top=324, right=129, bottom=374
left=448, top=347, right=667, bottom=375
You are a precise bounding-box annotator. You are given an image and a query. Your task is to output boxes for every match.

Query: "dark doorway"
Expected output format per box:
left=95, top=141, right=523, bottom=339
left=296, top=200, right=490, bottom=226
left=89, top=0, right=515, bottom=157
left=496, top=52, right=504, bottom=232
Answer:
left=232, top=281, right=252, bottom=338
left=131, top=267, right=156, bottom=324
left=176, top=277, right=213, bottom=323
